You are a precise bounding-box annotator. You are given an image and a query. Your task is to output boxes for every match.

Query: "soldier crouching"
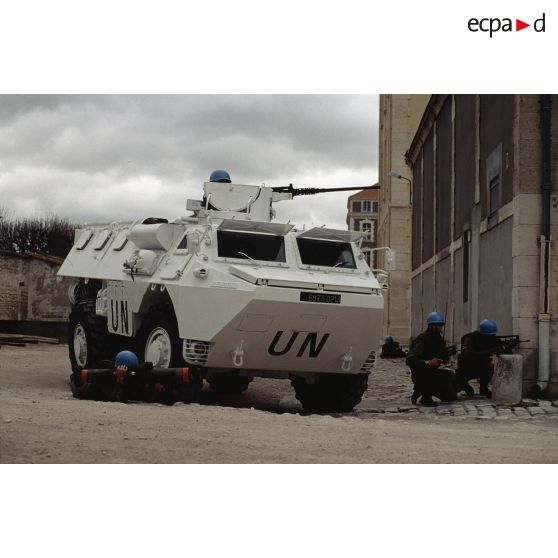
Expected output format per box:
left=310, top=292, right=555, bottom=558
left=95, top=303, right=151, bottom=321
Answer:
left=405, top=312, right=457, bottom=407
left=454, top=319, right=506, bottom=398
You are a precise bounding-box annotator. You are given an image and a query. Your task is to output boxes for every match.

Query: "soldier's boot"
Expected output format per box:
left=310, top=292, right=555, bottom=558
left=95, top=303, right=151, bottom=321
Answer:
left=463, top=382, right=475, bottom=397
left=411, top=389, right=420, bottom=405
left=419, top=395, right=438, bottom=407
left=479, top=370, right=493, bottom=397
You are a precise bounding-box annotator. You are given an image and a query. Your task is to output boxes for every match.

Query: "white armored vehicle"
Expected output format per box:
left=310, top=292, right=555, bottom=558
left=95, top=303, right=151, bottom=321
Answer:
left=59, top=171, right=384, bottom=412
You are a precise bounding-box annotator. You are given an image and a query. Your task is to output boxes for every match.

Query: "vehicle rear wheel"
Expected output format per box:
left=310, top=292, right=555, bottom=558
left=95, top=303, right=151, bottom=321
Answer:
left=291, top=373, right=369, bottom=413
left=68, top=299, right=113, bottom=399
left=207, top=373, right=253, bottom=395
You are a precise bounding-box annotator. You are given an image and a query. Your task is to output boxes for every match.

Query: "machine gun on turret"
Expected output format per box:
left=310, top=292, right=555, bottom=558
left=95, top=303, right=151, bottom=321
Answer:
left=272, top=183, right=381, bottom=197
left=194, top=181, right=381, bottom=223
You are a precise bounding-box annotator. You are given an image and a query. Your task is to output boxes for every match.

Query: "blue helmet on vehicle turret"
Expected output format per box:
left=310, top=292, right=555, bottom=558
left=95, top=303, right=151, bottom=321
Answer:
left=479, top=319, right=498, bottom=335
left=209, top=169, right=232, bottom=183
left=384, top=336, right=394, bottom=344
left=426, top=311, right=445, bottom=325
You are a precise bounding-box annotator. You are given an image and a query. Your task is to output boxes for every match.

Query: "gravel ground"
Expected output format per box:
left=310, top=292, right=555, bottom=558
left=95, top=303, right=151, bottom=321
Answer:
left=1, top=345, right=557, bottom=463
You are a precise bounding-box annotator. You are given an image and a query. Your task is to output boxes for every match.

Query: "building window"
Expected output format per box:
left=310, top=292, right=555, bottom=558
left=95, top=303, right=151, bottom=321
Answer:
left=371, top=201, right=378, bottom=213
left=362, top=201, right=371, bottom=212
left=352, top=201, right=361, bottom=213
left=463, top=230, right=470, bottom=303
left=361, top=222, right=372, bottom=240
left=489, top=174, right=501, bottom=215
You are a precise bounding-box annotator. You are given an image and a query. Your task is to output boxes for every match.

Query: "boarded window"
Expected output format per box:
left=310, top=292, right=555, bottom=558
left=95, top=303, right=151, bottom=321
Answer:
left=352, top=201, right=361, bottom=212
left=435, top=98, right=452, bottom=251
left=411, top=157, right=422, bottom=270
left=454, top=95, right=477, bottom=238
left=489, top=175, right=501, bottom=215
left=422, top=131, right=435, bottom=263
left=480, top=95, right=514, bottom=219
left=463, top=230, right=470, bottom=303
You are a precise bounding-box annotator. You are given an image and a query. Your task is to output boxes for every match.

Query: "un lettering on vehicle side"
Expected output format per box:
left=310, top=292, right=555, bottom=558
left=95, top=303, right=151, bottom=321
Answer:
left=107, top=280, right=134, bottom=337
left=267, top=331, right=330, bottom=358
left=110, top=299, right=131, bottom=335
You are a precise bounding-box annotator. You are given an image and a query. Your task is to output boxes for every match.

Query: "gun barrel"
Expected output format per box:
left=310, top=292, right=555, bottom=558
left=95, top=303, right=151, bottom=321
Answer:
left=273, top=183, right=381, bottom=197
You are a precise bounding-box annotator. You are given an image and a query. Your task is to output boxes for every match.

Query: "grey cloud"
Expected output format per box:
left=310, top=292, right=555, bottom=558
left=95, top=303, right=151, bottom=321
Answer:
left=0, top=94, right=378, bottom=228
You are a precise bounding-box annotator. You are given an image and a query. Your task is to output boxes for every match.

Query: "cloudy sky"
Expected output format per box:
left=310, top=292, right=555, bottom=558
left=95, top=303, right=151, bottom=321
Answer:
left=0, top=95, right=379, bottom=230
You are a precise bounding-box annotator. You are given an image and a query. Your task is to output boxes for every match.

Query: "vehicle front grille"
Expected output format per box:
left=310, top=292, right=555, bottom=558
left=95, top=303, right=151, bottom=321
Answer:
left=183, top=339, right=211, bottom=365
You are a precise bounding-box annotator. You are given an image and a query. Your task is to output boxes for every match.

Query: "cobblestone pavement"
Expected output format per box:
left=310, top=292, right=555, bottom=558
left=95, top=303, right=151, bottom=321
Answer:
left=358, top=358, right=558, bottom=420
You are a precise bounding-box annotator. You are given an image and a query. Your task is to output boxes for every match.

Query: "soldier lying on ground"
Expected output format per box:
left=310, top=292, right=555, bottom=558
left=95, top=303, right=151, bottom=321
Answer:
left=380, top=336, right=407, bottom=358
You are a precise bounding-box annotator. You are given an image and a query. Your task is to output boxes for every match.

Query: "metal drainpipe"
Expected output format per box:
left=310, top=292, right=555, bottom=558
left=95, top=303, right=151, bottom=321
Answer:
left=538, top=95, right=552, bottom=394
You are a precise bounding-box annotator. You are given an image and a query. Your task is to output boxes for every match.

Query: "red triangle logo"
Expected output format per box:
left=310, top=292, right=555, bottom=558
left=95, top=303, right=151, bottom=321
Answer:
left=516, top=19, right=530, bottom=31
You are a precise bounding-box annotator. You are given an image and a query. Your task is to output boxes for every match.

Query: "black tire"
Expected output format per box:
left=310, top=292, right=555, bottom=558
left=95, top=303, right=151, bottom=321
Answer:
left=136, top=304, right=183, bottom=367
left=136, top=304, right=201, bottom=403
left=291, top=373, right=369, bottom=413
left=208, top=373, right=253, bottom=395
left=68, top=299, right=113, bottom=399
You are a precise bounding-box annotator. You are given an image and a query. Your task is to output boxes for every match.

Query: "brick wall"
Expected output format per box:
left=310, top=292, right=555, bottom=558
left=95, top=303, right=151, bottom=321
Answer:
left=0, top=253, right=71, bottom=322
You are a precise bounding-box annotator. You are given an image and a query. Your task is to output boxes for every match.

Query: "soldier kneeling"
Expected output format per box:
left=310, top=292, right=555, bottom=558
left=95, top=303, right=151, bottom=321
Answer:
left=454, top=319, right=506, bottom=398
left=406, top=312, right=457, bottom=407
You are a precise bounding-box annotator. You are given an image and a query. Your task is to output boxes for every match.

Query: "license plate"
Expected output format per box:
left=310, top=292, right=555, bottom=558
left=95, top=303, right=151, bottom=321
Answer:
left=300, top=292, right=341, bottom=304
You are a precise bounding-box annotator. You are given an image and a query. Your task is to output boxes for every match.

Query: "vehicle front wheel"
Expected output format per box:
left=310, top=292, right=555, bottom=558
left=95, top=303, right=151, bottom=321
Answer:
left=68, top=299, right=112, bottom=399
left=136, top=304, right=201, bottom=403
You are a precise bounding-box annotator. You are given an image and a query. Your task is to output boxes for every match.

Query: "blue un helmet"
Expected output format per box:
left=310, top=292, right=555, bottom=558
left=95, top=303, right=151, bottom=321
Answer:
left=426, top=311, right=445, bottom=325
left=479, top=319, right=498, bottom=335
left=385, top=336, right=394, bottom=344
left=114, top=350, right=139, bottom=368
left=209, top=169, right=232, bottom=183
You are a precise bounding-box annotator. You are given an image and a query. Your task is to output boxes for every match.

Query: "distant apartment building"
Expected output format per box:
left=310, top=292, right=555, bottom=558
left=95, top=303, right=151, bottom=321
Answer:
left=378, top=94, right=430, bottom=345
left=406, top=94, right=557, bottom=397
left=346, top=189, right=379, bottom=268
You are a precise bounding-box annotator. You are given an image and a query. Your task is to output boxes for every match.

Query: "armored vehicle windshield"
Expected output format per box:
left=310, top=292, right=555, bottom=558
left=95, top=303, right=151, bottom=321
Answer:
left=296, top=237, right=356, bottom=269
left=217, top=230, right=286, bottom=262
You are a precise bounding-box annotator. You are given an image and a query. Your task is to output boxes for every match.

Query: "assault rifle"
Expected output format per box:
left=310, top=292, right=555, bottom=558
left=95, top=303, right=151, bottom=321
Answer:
left=497, top=335, right=530, bottom=353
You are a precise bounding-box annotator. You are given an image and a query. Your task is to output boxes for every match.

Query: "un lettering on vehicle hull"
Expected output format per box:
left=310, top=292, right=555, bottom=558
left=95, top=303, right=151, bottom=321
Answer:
left=268, top=330, right=330, bottom=358
left=107, top=281, right=133, bottom=336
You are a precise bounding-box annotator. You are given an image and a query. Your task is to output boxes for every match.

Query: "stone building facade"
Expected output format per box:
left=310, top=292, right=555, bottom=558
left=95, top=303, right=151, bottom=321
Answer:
left=406, top=94, right=558, bottom=396
left=346, top=189, right=379, bottom=268
left=378, top=94, right=430, bottom=345
left=0, top=251, right=72, bottom=338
